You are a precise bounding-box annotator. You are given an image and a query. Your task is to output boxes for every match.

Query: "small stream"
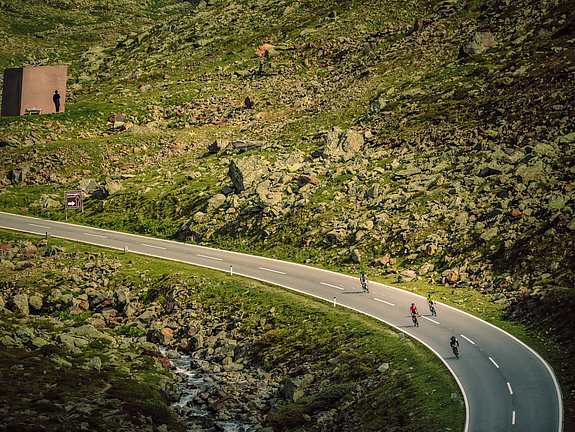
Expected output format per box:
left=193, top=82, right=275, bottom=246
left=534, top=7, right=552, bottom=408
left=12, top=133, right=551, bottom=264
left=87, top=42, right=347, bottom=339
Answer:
left=163, top=349, right=253, bottom=432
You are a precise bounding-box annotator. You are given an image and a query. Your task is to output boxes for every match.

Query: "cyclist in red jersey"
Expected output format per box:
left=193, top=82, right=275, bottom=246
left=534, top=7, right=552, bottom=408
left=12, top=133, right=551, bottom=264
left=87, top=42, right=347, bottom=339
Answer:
left=410, top=303, right=419, bottom=327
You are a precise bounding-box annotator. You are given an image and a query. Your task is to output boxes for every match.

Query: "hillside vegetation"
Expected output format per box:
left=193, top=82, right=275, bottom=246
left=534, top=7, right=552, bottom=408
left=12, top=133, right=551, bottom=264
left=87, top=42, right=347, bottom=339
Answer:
left=1, top=0, right=574, bottom=428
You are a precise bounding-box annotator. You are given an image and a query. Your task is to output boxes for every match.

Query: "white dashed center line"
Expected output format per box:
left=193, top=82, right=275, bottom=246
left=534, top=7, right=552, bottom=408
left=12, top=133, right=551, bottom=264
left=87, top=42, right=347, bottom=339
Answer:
left=422, top=316, right=440, bottom=325
left=196, top=254, right=223, bottom=261
left=507, top=382, right=514, bottom=395
left=489, top=357, right=500, bottom=368
left=84, top=232, right=107, bottom=239
left=259, top=267, right=285, bottom=275
left=141, top=243, right=167, bottom=250
left=374, top=298, right=395, bottom=306
left=29, top=223, right=50, bottom=229
left=320, top=282, right=344, bottom=290
left=460, top=334, right=476, bottom=345
left=512, top=411, right=516, bottom=425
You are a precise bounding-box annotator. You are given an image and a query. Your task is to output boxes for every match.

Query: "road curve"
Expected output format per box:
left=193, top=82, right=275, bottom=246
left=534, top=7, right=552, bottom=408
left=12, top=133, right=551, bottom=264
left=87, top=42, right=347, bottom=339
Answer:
left=0, top=211, right=563, bottom=432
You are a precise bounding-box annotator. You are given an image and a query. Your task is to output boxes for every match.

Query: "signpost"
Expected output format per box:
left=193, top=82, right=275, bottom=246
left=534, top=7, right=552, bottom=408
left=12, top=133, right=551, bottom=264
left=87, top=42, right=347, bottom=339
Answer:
left=65, top=191, right=82, bottom=219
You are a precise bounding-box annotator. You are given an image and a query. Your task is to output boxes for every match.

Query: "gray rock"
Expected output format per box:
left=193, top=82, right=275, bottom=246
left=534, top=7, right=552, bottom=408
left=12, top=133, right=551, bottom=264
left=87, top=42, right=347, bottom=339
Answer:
left=38, top=194, right=61, bottom=209
left=283, top=377, right=304, bottom=402
left=350, top=249, right=362, bottom=264
left=322, top=128, right=364, bottom=161
left=57, top=333, right=86, bottom=349
left=230, top=140, right=265, bottom=153
left=47, top=288, right=63, bottom=304
left=365, top=184, right=381, bottom=199
left=533, top=142, right=558, bottom=158
left=228, top=156, right=269, bottom=192
left=84, top=356, right=102, bottom=371
left=29, top=337, right=50, bottom=349
left=516, top=162, right=545, bottom=182
left=208, top=138, right=229, bottom=154
left=460, top=31, right=496, bottom=57
left=29, top=295, right=43, bottom=312
left=11, top=294, right=29, bottom=315
left=480, top=228, right=498, bottom=242
left=13, top=326, right=35, bottom=346
left=398, top=270, right=417, bottom=283
left=78, top=178, right=99, bottom=195
left=8, top=166, right=30, bottom=184
left=103, top=178, right=123, bottom=196
left=283, top=151, right=305, bottom=171
left=69, top=324, right=107, bottom=341
left=114, top=288, right=130, bottom=309
left=377, top=362, right=390, bottom=373
left=50, top=354, right=72, bottom=368
left=206, top=193, right=227, bottom=211
left=192, top=211, right=208, bottom=223
left=418, top=263, right=434, bottom=275
left=555, top=132, right=575, bottom=145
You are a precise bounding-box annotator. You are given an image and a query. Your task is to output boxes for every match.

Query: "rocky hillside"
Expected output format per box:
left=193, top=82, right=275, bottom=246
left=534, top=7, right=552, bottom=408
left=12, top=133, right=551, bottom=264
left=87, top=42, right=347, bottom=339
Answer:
left=0, top=0, right=574, bottom=427
left=0, top=231, right=463, bottom=431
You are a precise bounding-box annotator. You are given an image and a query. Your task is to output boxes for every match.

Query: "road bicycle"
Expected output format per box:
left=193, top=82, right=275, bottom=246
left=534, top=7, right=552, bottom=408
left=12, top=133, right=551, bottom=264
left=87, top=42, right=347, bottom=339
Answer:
left=452, top=344, right=459, bottom=359
left=411, top=313, right=419, bottom=327
left=361, top=281, right=369, bottom=293
left=428, top=301, right=436, bottom=316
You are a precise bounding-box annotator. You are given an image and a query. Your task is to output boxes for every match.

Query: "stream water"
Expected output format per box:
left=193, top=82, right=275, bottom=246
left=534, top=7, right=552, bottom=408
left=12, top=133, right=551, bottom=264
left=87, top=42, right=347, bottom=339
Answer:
left=164, top=349, right=254, bottom=432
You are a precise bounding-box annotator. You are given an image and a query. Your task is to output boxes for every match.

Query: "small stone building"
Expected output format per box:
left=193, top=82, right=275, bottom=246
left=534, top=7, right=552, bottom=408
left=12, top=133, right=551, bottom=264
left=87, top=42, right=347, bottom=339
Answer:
left=1, top=65, right=67, bottom=116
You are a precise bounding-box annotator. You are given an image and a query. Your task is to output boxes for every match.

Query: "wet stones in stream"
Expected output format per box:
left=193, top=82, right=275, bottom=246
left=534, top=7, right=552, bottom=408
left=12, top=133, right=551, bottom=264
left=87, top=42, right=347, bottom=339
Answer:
left=165, top=349, right=279, bottom=432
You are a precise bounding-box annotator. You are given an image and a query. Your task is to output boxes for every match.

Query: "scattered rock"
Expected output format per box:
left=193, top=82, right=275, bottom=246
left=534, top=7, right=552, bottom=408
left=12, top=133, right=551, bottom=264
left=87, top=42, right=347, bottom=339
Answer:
left=459, top=31, right=496, bottom=57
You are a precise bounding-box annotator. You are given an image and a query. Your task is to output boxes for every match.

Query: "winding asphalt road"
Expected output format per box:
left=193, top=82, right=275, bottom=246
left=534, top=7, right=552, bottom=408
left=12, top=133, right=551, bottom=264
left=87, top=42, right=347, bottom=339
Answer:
left=0, top=211, right=563, bottom=432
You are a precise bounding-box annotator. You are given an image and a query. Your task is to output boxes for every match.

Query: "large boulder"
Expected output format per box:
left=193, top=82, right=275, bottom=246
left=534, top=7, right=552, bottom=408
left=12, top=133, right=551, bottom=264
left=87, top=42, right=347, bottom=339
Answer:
left=459, top=31, right=496, bottom=57
left=398, top=270, right=417, bottom=283
left=205, top=193, right=227, bottom=211
left=78, top=178, right=100, bottom=195
left=103, top=178, right=123, bottom=196
left=29, top=295, right=43, bottom=312
left=10, top=294, right=30, bottom=315
left=8, top=166, right=30, bottom=184
left=322, top=128, right=364, bottom=161
left=228, top=156, right=269, bottom=192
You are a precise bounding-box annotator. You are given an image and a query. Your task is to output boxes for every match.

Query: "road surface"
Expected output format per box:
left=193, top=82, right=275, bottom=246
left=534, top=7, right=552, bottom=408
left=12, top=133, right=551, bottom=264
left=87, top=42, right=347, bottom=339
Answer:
left=0, top=211, right=563, bottom=432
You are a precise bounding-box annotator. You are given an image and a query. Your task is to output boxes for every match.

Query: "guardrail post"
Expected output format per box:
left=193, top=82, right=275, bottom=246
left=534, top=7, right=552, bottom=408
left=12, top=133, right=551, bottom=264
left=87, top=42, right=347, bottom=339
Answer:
left=230, top=265, right=233, bottom=275
left=333, top=296, right=337, bottom=307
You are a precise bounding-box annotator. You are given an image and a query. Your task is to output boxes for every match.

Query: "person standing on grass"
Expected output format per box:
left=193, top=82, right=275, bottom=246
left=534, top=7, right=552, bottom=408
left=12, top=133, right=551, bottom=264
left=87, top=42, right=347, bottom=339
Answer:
left=53, top=90, right=61, bottom=113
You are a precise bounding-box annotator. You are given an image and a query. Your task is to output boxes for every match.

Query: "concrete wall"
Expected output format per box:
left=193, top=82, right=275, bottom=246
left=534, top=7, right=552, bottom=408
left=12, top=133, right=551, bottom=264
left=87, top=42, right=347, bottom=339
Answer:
left=1, top=65, right=67, bottom=116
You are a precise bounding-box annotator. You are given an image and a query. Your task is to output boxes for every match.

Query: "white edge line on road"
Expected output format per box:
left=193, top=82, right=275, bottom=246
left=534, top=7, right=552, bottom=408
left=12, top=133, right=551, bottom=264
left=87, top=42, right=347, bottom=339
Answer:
left=422, top=316, right=440, bottom=325
left=2, top=211, right=566, bottom=432
left=196, top=254, right=223, bottom=261
left=84, top=232, right=107, bottom=239
left=512, top=410, right=516, bottom=425
left=489, top=357, right=500, bottom=368
left=460, top=334, right=475, bottom=345
left=141, top=243, right=167, bottom=250
left=320, top=281, right=344, bottom=290
left=28, top=223, right=50, bottom=229
left=259, top=267, right=285, bottom=275
left=374, top=298, right=395, bottom=306
left=507, top=382, right=514, bottom=395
